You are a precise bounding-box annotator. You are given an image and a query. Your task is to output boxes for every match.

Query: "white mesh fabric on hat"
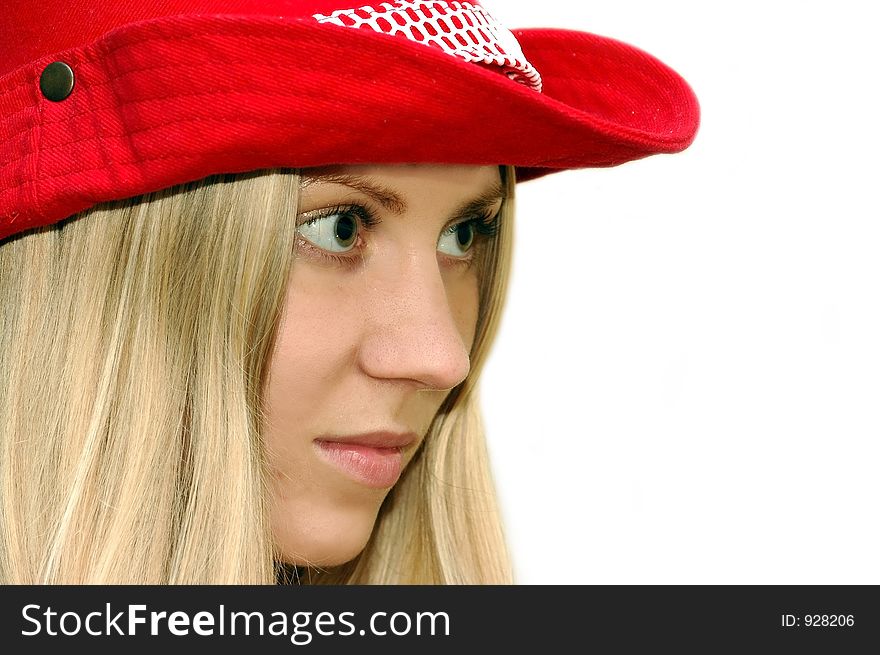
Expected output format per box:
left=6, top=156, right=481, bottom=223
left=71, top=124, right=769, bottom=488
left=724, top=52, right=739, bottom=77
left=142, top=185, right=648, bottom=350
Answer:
left=312, top=1, right=543, bottom=92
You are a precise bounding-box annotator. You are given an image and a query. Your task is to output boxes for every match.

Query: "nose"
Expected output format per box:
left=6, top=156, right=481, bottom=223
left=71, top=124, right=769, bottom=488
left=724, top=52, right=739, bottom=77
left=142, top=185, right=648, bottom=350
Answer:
left=356, top=252, right=473, bottom=391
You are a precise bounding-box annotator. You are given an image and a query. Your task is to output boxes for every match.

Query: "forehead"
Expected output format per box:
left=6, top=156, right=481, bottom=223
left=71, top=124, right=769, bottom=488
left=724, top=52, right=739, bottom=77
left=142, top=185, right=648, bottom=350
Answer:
left=300, top=164, right=505, bottom=213
left=302, top=163, right=501, bottom=186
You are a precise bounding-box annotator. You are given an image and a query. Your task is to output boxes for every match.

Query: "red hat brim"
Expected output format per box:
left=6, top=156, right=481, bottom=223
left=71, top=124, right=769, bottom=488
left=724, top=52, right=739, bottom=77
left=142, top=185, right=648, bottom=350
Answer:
left=0, top=14, right=699, bottom=241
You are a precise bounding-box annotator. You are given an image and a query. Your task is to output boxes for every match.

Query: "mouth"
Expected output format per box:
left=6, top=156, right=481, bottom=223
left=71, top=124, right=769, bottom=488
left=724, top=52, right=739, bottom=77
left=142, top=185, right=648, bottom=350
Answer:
left=312, top=431, right=417, bottom=489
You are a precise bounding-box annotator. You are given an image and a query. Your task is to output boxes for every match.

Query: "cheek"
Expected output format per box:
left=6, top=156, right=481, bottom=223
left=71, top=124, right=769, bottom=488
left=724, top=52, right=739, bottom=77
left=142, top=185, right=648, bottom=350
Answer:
left=262, top=270, right=359, bottom=457
left=263, top=269, right=385, bottom=565
left=273, top=267, right=361, bottom=372
left=445, top=269, right=481, bottom=353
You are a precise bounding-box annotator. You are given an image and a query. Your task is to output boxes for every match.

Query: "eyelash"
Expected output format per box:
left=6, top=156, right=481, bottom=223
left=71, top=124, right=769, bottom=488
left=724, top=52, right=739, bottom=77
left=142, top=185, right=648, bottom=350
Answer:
left=295, top=201, right=501, bottom=270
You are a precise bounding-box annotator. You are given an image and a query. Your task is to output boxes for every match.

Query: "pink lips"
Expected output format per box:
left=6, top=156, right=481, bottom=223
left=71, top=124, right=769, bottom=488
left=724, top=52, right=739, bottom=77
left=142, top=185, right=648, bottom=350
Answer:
left=313, top=431, right=417, bottom=489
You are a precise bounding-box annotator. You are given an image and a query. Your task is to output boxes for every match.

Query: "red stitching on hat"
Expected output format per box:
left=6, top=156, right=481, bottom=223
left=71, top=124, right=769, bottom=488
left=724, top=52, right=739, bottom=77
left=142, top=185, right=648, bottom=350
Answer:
left=8, top=100, right=427, bottom=191
left=4, top=32, right=573, bottom=183
left=1, top=16, right=549, bottom=146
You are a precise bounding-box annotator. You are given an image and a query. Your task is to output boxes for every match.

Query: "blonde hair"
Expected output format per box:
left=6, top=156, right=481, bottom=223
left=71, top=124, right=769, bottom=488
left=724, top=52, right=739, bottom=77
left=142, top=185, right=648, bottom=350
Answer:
left=0, top=166, right=516, bottom=584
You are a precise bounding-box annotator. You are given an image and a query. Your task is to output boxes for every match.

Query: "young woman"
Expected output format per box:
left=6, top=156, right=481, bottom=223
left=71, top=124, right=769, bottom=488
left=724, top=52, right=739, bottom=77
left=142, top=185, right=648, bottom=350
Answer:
left=0, top=1, right=699, bottom=583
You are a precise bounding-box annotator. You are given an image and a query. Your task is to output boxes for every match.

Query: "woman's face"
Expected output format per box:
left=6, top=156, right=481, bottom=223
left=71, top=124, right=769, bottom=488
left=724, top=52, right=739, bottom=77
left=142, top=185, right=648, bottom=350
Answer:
left=263, top=163, right=504, bottom=567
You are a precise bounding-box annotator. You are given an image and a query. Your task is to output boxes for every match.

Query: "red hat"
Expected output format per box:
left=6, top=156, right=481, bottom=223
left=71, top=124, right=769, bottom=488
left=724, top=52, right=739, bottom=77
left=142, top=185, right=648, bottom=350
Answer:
left=0, top=0, right=700, bottom=242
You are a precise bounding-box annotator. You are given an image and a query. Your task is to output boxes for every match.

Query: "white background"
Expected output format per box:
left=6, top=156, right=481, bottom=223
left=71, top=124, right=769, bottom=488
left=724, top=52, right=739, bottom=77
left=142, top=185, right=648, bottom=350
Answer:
left=480, top=1, right=880, bottom=583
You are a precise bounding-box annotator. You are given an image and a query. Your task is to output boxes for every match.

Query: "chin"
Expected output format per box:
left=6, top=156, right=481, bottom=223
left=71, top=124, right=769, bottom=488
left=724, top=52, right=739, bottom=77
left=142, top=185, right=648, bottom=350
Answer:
left=278, top=535, right=370, bottom=568
left=271, top=497, right=381, bottom=568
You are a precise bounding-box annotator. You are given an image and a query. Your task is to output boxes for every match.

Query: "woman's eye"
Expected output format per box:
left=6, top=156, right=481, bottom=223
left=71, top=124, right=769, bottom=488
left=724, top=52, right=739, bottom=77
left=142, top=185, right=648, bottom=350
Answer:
left=297, top=209, right=359, bottom=253
left=437, top=221, right=476, bottom=258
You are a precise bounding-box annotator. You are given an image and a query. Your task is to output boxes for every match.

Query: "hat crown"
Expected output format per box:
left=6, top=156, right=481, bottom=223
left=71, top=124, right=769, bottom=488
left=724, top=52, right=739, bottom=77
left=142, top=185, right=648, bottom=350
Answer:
left=1, top=0, right=510, bottom=79
left=314, top=1, right=541, bottom=91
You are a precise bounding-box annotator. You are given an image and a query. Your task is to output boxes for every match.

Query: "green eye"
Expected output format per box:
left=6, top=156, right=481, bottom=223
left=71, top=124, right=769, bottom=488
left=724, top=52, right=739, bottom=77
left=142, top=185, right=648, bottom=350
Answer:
left=438, top=221, right=476, bottom=257
left=297, top=210, right=359, bottom=252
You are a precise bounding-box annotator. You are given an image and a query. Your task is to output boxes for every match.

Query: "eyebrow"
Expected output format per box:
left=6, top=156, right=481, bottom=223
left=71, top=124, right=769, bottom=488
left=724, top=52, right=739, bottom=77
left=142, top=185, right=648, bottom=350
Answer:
left=302, top=173, right=506, bottom=221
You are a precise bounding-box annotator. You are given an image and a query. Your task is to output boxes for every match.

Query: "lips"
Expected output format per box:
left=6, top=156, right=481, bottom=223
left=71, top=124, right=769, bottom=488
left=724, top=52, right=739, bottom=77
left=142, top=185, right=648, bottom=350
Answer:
left=313, top=431, right=417, bottom=488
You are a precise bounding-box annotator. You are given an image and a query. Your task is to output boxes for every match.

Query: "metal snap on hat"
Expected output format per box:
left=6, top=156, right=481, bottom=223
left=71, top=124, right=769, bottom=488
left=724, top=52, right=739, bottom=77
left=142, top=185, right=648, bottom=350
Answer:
left=0, top=0, right=700, bottom=242
left=39, top=62, right=76, bottom=102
